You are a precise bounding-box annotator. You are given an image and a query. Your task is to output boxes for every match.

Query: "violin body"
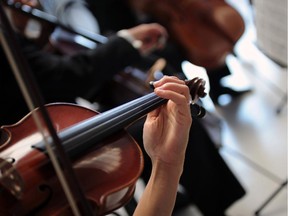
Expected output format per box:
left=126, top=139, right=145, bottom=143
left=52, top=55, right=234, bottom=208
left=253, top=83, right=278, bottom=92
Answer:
left=0, top=103, right=143, bottom=216
left=128, top=0, right=245, bottom=69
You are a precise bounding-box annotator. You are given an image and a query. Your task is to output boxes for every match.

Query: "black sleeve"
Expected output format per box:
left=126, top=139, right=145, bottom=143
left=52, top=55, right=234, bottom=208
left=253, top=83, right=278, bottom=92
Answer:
left=21, top=36, right=141, bottom=102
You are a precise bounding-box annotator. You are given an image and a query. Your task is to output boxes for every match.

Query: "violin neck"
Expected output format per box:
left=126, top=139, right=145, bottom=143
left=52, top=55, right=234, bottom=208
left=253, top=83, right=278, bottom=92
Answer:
left=34, top=92, right=166, bottom=158
left=32, top=77, right=207, bottom=158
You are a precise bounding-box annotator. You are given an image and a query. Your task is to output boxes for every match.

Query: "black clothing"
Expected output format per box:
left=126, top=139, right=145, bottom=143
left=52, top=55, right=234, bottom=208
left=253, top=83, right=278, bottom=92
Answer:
left=87, top=0, right=186, bottom=74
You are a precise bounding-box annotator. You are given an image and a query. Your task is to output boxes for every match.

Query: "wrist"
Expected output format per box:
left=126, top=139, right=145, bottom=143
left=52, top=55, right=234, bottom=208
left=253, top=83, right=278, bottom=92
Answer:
left=151, top=158, right=184, bottom=179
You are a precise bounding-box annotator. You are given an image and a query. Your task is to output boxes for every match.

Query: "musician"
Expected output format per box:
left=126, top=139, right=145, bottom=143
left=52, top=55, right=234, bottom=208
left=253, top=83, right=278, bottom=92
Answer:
left=1, top=2, right=245, bottom=215
left=0, top=20, right=167, bottom=124
left=85, top=0, right=252, bottom=105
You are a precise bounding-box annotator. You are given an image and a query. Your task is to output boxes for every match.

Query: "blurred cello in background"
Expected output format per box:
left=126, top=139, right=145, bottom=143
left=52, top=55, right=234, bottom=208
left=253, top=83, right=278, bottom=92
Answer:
left=127, top=0, right=245, bottom=70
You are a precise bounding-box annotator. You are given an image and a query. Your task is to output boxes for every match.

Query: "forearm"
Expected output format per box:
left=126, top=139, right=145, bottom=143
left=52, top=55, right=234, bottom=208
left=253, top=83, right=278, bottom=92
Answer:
left=133, top=160, right=183, bottom=216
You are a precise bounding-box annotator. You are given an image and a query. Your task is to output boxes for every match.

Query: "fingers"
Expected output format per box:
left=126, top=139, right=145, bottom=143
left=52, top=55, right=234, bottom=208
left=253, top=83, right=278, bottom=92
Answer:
left=144, top=23, right=168, bottom=41
left=153, top=76, right=191, bottom=105
left=153, top=76, right=184, bottom=87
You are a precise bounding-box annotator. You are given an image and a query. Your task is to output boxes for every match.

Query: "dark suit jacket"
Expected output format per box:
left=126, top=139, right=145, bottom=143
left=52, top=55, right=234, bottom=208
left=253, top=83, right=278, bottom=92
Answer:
left=0, top=34, right=141, bottom=125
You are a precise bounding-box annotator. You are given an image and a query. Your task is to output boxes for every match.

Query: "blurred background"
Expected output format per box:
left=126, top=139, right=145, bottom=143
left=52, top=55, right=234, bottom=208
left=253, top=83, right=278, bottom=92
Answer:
left=176, top=0, right=287, bottom=215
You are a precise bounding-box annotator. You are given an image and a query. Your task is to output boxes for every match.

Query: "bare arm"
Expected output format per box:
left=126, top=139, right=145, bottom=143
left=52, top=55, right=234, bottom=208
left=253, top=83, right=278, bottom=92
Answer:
left=133, top=76, right=192, bottom=216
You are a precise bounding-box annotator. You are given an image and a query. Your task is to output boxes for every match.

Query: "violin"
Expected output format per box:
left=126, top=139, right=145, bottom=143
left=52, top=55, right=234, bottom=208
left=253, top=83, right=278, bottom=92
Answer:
left=127, top=0, right=245, bottom=70
left=0, top=78, right=207, bottom=215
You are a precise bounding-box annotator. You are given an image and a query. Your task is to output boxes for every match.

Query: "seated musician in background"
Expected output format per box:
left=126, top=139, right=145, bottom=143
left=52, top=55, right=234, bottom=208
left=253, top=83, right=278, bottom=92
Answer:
left=1, top=1, right=245, bottom=215
left=85, top=0, right=252, bottom=105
